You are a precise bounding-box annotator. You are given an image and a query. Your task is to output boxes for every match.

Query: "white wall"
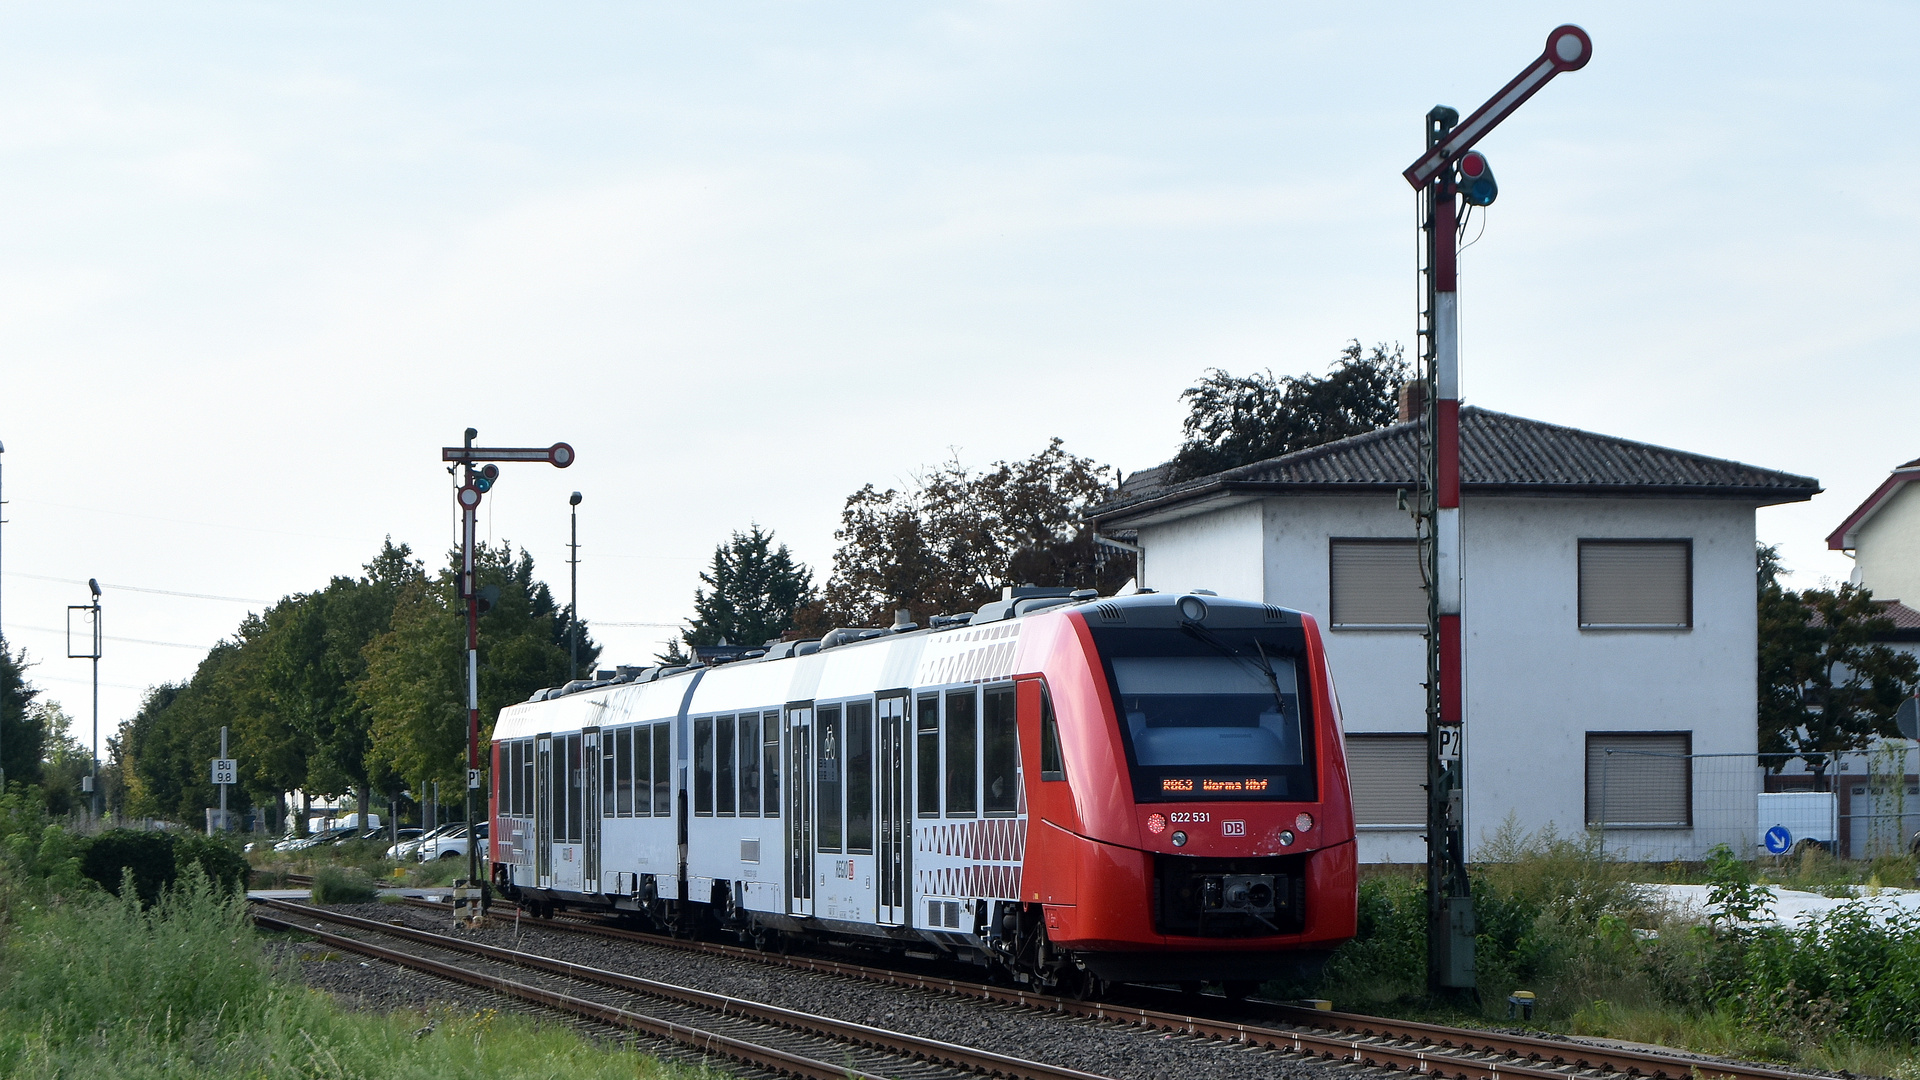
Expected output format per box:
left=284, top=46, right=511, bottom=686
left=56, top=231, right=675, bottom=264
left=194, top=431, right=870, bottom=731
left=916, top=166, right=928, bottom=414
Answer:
left=1136, top=493, right=1764, bottom=863
left=1133, top=499, right=1265, bottom=602
left=1462, top=498, right=1758, bottom=862
left=1858, top=483, right=1920, bottom=606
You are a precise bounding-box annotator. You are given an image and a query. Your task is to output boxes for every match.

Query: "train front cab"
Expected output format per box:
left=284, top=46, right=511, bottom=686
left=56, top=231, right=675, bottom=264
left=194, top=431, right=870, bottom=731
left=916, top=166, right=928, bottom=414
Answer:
left=1017, top=597, right=1358, bottom=986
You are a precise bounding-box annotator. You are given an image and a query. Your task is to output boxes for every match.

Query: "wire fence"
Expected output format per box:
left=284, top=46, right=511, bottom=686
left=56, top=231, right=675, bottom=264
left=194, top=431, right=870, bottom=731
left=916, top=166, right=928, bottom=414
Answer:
left=1591, top=745, right=1920, bottom=862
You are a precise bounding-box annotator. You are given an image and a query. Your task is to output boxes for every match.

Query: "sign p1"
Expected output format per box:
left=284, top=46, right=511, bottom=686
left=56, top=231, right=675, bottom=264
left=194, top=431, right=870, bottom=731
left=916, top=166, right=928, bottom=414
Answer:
left=468, top=768, right=483, bottom=789
left=1764, top=824, right=1793, bottom=856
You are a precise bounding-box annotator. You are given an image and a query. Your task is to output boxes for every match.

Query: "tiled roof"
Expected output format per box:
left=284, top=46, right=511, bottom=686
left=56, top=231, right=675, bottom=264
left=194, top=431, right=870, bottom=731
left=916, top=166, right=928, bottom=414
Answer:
left=1095, top=407, right=1820, bottom=525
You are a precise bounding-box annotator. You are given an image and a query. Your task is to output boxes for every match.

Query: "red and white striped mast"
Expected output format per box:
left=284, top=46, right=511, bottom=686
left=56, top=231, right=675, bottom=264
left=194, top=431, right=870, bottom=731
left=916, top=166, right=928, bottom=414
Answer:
left=441, top=430, right=576, bottom=913
left=1403, top=24, right=1591, bottom=992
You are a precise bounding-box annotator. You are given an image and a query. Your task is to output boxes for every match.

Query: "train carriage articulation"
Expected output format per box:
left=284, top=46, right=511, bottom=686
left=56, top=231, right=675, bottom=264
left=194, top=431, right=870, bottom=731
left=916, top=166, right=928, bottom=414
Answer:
left=490, top=589, right=1358, bottom=992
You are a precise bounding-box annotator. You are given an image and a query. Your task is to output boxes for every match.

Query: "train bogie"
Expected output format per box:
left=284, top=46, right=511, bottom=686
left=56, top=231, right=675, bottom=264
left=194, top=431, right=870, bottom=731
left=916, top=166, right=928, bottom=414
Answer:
left=490, top=589, right=1358, bottom=990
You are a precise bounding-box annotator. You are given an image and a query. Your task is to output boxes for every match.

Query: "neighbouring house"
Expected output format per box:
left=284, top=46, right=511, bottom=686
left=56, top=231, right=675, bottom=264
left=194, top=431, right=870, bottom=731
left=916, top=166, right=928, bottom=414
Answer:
left=1091, top=405, right=1819, bottom=863
left=1827, top=456, right=1920, bottom=669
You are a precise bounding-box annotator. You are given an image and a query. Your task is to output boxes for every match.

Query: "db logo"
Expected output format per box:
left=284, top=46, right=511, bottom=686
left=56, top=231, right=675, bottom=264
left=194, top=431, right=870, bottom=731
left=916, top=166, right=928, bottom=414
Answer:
left=1146, top=813, right=1167, bottom=835
left=1221, top=820, right=1246, bottom=836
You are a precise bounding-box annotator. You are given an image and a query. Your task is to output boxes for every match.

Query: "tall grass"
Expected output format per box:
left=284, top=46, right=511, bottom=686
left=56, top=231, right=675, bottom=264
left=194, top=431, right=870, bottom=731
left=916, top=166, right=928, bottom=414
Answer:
left=1308, top=823, right=1920, bottom=1074
left=0, top=863, right=713, bottom=1079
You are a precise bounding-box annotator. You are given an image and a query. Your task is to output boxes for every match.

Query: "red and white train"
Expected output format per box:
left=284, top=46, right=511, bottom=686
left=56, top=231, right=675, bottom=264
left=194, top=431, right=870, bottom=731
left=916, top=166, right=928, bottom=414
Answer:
left=489, top=587, right=1357, bottom=993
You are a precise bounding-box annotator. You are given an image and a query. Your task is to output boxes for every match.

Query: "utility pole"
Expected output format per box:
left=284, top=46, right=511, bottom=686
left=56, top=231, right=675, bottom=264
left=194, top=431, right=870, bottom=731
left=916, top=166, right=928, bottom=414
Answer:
left=1403, top=25, right=1591, bottom=992
left=568, top=491, right=582, bottom=681
left=441, top=431, right=575, bottom=911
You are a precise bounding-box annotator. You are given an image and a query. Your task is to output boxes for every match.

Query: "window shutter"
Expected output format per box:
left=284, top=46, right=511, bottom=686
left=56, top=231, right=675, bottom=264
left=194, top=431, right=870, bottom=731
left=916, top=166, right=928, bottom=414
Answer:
left=1346, top=734, right=1427, bottom=826
left=1330, top=539, right=1424, bottom=627
left=1585, top=732, right=1690, bottom=827
left=1578, top=541, right=1690, bottom=627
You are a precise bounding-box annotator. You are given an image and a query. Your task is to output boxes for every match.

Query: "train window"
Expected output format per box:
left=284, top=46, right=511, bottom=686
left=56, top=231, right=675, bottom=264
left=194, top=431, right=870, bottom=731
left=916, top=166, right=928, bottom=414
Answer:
left=615, top=727, right=634, bottom=816
left=916, top=694, right=940, bottom=817
left=652, top=722, right=672, bottom=816
left=506, top=740, right=520, bottom=815
left=945, top=689, right=978, bottom=817
left=982, top=686, right=1018, bottom=815
left=847, top=700, right=874, bottom=853
left=1039, top=688, right=1066, bottom=782
left=632, top=726, right=650, bottom=818
left=694, top=718, right=714, bottom=817
left=521, top=739, right=535, bottom=816
left=565, top=733, right=584, bottom=844
left=601, top=732, right=617, bottom=818
left=759, top=713, right=775, bottom=815
left=739, top=712, right=761, bottom=816
left=817, top=705, right=843, bottom=852
left=717, top=715, right=737, bottom=817
left=1091, top=625, right=1317, bottom=803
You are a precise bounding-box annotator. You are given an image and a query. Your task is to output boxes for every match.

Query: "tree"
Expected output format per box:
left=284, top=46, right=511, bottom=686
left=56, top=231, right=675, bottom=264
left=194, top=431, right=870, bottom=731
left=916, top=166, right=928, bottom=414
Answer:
left=0, top=640, right=46, bottom=792
left=1169, top=340, right=1408, bottom=481
left=815, top=439, right=1133, bottom=629
left=667, top=526, right=816, bottom=657
left=1757, top=543, right=1920, bottom=779
left=363, top=542, right=595, bottom=801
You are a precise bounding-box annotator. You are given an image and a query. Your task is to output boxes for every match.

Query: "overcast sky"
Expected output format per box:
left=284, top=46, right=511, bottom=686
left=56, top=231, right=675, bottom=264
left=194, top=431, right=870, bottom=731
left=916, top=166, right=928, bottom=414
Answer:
left=2, top=3, right=1914, bottom=752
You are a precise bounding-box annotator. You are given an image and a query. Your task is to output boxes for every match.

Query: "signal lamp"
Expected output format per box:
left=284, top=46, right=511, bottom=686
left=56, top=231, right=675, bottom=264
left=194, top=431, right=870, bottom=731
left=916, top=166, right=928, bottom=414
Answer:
left=1456, top=151, right=1497, bottom=206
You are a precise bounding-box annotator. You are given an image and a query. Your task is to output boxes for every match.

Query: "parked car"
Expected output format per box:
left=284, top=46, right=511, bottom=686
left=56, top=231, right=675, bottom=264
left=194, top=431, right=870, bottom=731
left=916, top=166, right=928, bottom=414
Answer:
left=274, top=825, right=358, bottom=852
left=417, top=821, right=488, bottom=862
left=380, top=828, right=432, bottom=860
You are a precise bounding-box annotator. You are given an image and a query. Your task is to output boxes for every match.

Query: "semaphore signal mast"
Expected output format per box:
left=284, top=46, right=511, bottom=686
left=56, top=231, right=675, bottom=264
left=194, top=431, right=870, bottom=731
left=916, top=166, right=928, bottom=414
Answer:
left=1404, top=24, right=1591, bottom=992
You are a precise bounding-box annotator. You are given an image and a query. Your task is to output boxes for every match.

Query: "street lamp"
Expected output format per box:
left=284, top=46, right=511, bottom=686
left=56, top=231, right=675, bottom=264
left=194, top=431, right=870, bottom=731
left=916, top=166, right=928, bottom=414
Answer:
left=568, top=491, right=582, bottom=681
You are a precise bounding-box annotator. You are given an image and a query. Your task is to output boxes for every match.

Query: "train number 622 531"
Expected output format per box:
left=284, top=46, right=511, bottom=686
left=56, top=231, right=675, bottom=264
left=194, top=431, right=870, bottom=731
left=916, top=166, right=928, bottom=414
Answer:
left=1169, top=812, right=1210, bottom=824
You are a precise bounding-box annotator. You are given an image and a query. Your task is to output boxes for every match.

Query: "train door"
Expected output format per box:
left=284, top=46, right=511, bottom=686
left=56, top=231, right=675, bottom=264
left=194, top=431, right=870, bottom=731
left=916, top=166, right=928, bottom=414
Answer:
left=535, top=734, right=553, bottom=888
left=877, top=693, right=909, bottom=925
left=786, top=702, right=813, bottom=917
left=582, top=727, right=601, bottom=893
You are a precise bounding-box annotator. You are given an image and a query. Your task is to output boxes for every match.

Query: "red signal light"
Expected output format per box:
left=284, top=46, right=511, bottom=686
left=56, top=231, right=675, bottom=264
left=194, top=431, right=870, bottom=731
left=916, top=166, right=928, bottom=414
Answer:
left=1458, top=151, right=1488, bottom=178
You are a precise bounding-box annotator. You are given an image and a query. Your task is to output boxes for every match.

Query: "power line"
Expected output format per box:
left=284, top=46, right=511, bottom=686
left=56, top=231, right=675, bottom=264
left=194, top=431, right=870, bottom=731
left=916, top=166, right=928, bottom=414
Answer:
left=3, top=572, right=267, bottom=605
left=9, top=622, right=212, bottom=651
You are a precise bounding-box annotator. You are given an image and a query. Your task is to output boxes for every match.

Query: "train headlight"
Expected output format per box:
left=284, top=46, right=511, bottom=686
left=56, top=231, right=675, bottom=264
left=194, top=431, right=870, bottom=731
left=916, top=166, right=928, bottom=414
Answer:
left=1279, top=829, right=1296, bottom=846
left=1295, top=812, right=1314, bottom=833
left=1177, top=595, right=1208, bottom=623
left=1171, top=831, right=1188, bottom=847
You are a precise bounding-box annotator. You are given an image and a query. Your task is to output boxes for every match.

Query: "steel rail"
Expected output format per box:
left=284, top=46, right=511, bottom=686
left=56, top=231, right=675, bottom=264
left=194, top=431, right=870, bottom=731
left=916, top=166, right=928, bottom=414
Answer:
left=468, top=903, right=1818, bottom=1080
left=252, top=898, right=1109, bottom=1080
left=268, top=886, right=1817, bottom=1080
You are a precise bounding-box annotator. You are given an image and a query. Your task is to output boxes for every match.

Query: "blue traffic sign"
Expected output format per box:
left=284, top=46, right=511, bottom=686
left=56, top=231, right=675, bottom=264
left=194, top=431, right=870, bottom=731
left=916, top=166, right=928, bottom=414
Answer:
left=1764, top=825, right=1793, bottom=855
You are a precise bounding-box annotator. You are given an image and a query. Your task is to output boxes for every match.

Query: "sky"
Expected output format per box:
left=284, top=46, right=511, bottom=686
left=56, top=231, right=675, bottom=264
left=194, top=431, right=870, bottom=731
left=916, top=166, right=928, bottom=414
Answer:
left=0, top=3, right=1914, bottom=756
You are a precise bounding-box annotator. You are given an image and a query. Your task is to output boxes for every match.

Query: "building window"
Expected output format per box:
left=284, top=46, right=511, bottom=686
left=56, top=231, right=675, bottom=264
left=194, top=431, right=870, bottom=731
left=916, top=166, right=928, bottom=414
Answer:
left=1344, top=734, right=1428, bottom=826
left=1585, top=732, right=1691, bottom=827
left=1329, top=538, right=1424, bottom=628
left=1578, top=540, right=1691, bottom=629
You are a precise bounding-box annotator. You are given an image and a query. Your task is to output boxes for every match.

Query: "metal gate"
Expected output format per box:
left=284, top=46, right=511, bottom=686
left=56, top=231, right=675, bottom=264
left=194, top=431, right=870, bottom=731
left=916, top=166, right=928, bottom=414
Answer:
left=535, top=735, right=553, bottom=888
left=787, top=703, right=814, bottom=916
left=877, top=693, right=908, bottom=924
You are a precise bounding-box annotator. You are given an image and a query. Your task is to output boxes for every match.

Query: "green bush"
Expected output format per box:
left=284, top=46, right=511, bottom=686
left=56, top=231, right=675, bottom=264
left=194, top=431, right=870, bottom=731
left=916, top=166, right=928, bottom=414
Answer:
left=75, top=828, right=249, bottom=906
left=310, top=864, right=378, bottom=904
left=1314, top=872, right=1427, bottom=1005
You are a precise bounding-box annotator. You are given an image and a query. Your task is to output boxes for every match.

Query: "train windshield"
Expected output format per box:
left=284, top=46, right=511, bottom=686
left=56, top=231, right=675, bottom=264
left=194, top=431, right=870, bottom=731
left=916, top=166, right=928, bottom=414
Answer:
left=1091, top=626, right=1316, bottom=803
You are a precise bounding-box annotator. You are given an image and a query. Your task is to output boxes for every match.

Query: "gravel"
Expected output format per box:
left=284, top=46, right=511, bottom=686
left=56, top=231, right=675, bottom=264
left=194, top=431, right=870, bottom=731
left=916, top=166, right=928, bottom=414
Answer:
left=272, top=898, right=1340, bottom=1080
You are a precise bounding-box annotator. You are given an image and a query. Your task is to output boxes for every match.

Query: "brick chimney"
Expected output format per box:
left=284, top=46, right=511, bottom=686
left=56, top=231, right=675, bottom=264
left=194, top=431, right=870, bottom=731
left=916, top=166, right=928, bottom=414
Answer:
left=1396, top=381, right=1427, bottom=423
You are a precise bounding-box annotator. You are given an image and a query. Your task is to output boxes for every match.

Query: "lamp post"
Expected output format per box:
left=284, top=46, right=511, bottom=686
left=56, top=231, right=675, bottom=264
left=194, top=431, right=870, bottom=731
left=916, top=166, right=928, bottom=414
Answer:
left=68, top=579, right=102, bottom=818
left=568, top=491, right=582, bottom=681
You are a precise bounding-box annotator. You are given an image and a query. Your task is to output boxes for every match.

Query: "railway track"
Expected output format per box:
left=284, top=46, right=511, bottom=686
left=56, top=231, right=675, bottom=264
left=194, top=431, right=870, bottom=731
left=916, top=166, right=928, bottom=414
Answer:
left=260, top=878, right=1822, bottom=1080
left=251, top=896, right=1110, bottom=1080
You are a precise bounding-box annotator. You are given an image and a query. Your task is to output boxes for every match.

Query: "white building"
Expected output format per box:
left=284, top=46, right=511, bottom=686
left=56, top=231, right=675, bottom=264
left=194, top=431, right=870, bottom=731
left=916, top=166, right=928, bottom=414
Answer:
left=1827, top=455, right=1920, bottom=667
left=1093, top=407, right=1819, bottom=863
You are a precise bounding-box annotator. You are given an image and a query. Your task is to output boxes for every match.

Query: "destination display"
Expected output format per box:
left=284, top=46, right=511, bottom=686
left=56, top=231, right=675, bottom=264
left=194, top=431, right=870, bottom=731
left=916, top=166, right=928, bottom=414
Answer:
left=1161, top=777, right=1273, bottom=795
